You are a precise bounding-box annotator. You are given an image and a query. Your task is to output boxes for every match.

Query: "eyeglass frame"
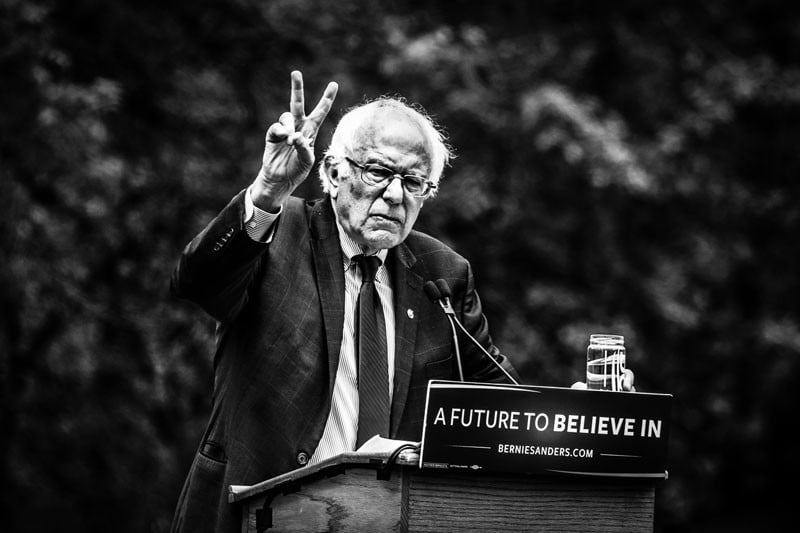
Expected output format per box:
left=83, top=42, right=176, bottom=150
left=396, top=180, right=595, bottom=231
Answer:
left=344, top=157, right=438, bottom=198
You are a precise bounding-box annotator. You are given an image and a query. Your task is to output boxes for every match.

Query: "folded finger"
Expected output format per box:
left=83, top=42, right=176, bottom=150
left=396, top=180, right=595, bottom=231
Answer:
left=266, top=122, right=289, bottom=143
left=279, top=111, right=296, bottom=132
left=286, top=131, right=303, bottom=146
left=290, top=134, right=313, bottom=167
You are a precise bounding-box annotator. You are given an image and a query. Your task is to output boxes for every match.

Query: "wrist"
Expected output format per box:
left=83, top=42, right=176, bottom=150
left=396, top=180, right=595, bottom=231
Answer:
left=251, top=171, right=289, bottom=213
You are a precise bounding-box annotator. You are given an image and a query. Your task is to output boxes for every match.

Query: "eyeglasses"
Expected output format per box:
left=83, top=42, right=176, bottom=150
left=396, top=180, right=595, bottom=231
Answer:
left=345, top=157, right=437, bottom=198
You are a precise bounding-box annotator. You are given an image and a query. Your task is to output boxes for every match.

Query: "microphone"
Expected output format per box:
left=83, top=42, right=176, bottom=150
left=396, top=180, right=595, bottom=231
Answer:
left=434, top=279, right=454, bottom=314
left=424, top=279, right=519, bottom=386
left=424, top=281, right=464, bottom=380
left=422, top=280, right=442, bottom=306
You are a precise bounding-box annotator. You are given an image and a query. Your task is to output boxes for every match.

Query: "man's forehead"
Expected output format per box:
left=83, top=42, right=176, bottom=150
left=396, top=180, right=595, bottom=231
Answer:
left=351, top=109, right=433, bottom=161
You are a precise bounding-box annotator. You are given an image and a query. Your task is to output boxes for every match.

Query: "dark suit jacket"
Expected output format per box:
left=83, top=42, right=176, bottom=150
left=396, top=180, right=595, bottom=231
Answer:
left=169, top=191, right=518, bottom=533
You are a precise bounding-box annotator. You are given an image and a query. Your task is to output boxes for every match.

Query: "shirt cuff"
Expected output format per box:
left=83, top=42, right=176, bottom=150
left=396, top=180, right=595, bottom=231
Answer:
left=244, top=185, right=282, bottom=242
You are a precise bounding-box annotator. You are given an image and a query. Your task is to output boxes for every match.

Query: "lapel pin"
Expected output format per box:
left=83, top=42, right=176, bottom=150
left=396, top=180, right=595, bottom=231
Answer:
left=407, top=309, right=415, bottom=319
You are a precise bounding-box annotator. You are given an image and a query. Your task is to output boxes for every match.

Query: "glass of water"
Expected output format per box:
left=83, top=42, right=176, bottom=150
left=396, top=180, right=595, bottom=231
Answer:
left=586, top=334, right=626, bottom=391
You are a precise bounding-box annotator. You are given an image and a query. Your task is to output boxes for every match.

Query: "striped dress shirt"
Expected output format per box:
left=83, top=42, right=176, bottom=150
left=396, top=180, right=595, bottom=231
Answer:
left=309, top=218, right=396, bottom=463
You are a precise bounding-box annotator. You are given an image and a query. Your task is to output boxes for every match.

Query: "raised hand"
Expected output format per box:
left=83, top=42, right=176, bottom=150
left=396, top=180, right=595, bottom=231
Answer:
left=252, top=71, right=338, bottom=211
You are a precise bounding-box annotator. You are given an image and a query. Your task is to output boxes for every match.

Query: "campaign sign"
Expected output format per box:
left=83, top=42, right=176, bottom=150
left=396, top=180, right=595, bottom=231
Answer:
left=419, top=381, right=672, bottom=478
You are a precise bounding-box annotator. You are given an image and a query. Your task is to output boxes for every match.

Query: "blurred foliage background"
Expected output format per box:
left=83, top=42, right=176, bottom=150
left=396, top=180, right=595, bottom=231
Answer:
left=2, top=0, right=798, bottom=531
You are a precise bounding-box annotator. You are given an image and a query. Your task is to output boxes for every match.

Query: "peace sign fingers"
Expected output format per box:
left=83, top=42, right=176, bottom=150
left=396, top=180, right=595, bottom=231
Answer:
left=288, top=70, right=338, bottom=144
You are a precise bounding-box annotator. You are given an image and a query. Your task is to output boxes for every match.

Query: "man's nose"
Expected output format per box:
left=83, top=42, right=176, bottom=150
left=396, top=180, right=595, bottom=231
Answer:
left=381, top=176, right=405, bottom=204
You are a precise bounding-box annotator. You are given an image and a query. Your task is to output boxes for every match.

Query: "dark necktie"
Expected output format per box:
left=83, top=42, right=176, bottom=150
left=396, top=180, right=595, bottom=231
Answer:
left=352, top=254, right=390, bottom=447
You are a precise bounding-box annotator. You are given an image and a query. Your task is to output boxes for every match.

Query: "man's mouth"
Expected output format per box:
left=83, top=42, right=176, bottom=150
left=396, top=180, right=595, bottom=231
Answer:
left=369, top=213, right=402, bottom=224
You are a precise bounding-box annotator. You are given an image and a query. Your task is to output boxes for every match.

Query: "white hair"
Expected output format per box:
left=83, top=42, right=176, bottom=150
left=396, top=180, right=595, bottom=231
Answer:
left=317, top=97, right=453, bottom=194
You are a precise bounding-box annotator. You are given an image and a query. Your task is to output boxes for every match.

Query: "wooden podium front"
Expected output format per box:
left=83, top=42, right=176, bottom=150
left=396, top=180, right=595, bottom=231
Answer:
left=228, top=449, right=657, bottom=533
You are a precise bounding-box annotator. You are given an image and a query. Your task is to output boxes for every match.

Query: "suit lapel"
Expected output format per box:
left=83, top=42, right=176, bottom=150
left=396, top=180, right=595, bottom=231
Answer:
left=388, top=242, right=423, bottom=437
left=308, top=198, right=346, bottom=393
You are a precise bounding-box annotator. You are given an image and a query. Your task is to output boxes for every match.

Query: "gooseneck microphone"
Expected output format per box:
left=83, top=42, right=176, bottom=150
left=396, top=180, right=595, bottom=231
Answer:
left=423, top=281, right=464, bottom=381
left=423, top=279, right=520, bottom=385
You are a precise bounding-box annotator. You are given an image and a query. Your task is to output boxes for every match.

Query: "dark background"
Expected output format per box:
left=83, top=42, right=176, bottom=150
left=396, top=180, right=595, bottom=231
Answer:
left=2, top=0, right=798, bottom=531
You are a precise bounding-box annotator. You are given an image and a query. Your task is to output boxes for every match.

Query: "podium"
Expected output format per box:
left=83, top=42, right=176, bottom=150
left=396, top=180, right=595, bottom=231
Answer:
left=228, top=449, right=657, bottom=533
left=230, top=382, right=670, bottom=532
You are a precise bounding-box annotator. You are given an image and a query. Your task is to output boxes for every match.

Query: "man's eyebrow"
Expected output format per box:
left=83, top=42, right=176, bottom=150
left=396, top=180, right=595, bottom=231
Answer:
left=360, top=153, right=389, bottom=164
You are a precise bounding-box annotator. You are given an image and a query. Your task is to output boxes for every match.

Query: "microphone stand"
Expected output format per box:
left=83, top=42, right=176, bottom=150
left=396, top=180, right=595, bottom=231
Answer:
left=424, top=280, right=519, bottom=386
left=448, top=311, right=519, bottom=385
left=436, top=295, right=465, bottom=382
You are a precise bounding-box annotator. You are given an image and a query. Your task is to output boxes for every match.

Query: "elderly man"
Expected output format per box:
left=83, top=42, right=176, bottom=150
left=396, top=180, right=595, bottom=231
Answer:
left=169, top=71, right=519, bottom=533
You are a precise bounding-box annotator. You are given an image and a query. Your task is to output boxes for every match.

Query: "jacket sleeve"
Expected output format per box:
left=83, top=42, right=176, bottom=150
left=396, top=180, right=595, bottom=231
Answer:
left=170, top=189, right=271, bottom=324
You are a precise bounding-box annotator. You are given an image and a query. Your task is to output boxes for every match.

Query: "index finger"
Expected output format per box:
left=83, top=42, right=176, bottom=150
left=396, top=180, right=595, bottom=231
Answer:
left=304, top=81, right=339, bottom=137
left=290, top=70, right=305, bottom=122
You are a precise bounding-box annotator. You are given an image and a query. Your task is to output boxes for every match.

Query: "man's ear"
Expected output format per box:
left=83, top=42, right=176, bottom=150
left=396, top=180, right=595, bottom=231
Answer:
left=323, top=156, right=341, bottom=197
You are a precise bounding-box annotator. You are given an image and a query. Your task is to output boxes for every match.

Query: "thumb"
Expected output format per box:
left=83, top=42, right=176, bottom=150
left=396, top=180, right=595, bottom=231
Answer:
left=289, top=133, right=314, bottom=169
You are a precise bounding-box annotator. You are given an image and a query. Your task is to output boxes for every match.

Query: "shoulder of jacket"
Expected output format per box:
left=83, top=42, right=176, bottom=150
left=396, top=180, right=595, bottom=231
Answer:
left=404, top=229, right=470, bottom=268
